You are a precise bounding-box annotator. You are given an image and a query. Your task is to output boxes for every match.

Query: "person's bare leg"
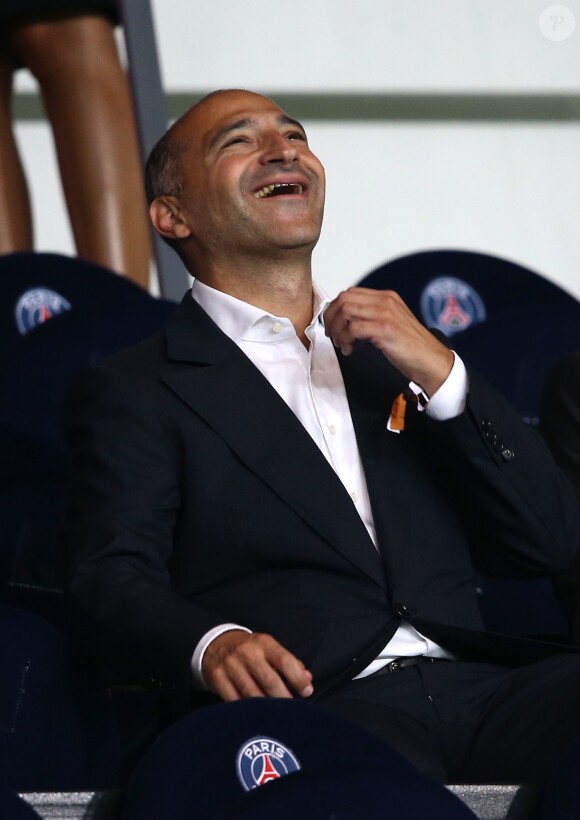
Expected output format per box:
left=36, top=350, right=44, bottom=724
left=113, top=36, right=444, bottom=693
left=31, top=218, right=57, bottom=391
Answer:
left=13, top=14, right=151, bottom=288
left=0, top=37, right=33, bottom=252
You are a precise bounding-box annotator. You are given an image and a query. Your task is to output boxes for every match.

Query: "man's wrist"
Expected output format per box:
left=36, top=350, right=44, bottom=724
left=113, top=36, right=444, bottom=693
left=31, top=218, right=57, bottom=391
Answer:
left=426, top=352, right=468, bottom=421
left=191, top=624, right=252, bottom=689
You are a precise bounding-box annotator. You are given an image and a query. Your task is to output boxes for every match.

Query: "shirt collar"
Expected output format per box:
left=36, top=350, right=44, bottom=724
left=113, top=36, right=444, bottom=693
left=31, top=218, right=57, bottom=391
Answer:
left=191, top=279, right=331, bottom=344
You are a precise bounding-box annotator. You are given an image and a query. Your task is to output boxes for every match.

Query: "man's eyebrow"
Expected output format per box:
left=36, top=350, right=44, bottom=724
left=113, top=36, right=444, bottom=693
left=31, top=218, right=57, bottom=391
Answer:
left=209, top=118, right=254, bottom=150
left=278, top=114, right=307, bottom=135
left=208, top=114, right=307, bottom=150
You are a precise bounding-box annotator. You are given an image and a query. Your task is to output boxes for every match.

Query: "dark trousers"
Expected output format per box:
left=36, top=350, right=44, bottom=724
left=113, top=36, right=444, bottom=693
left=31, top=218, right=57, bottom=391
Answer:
left=318, top=654, right=580, bottom=785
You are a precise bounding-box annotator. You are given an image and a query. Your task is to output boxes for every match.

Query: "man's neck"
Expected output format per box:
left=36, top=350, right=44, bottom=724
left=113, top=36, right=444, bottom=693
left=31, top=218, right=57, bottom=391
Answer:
left=194, top=259, right=315, bottom=343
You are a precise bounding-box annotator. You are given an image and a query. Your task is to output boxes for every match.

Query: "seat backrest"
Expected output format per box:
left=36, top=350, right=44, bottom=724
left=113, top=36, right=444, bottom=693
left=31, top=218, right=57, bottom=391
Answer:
left=0, top=425, right=67, bottom=614
left=358, top=249, right=577, bottom=337
left=125, top=698, right=475, bottom=820
left=0, top=786, right=41, bottom=819
left=0, top=296, right=177, bottom=447
left=452, top=301, right=580, bottom=427
left=0, top=605, right=120, bottom=791
left=0, top=251, right=174, bottom=357
left=0, top=291, right=177, bottom=618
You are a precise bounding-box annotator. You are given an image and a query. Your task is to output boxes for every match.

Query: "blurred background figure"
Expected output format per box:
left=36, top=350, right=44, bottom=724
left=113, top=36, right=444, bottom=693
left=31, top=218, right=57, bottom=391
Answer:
left=0, top=2, right=151, bottom=289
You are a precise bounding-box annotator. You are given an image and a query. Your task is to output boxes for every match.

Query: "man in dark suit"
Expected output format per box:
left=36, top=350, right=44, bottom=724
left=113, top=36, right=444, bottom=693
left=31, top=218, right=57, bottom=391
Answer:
left=65, top=89, right=580, bottom=784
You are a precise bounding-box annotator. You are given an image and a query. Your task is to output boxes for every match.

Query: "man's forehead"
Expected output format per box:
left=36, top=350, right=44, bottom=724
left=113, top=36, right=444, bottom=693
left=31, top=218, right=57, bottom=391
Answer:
left=182, top=91, right=291, bottom=144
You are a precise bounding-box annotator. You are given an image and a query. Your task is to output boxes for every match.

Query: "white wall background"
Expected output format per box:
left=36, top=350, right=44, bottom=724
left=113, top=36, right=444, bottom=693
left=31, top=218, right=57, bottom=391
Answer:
left=13, top=0, right=580, bottom=299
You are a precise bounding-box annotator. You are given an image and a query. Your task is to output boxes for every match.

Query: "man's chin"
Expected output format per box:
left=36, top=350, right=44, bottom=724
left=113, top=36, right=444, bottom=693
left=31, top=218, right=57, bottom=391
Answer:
left=264, top=223, right=323, bottom=251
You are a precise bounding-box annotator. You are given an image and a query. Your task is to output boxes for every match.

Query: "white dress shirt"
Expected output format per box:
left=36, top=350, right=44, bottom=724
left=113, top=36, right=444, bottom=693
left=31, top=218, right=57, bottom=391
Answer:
left=190, top=280, right=467, bottom=685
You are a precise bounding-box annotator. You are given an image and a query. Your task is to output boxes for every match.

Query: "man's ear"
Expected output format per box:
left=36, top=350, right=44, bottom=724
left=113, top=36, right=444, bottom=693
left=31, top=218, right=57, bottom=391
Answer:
left=150, top=197, right=192, bottom=241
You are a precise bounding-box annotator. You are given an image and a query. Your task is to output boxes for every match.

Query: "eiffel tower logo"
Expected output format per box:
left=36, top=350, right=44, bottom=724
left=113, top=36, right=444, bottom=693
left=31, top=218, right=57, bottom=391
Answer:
left=438, top=294, right=471, bottom=330
left=255, top=754, right=281, bottom=786
left=38, top=304, right=52, bottom=324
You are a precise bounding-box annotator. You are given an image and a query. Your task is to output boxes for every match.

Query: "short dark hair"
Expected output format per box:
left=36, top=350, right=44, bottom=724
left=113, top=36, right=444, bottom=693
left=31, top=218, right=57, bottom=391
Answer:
left=144, top=120, right=189, bottom=256
left=144, top=130, right=187, bottom=206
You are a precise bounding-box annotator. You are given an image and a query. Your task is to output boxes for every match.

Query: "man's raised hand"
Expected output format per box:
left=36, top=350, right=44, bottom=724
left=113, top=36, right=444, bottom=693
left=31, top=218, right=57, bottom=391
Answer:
left=324, top=287, right=453, bottom=397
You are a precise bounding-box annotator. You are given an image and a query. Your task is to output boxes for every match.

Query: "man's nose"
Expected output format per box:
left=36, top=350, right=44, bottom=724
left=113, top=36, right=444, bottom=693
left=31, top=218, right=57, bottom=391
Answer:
left=260, top=132, right=299, bottom=165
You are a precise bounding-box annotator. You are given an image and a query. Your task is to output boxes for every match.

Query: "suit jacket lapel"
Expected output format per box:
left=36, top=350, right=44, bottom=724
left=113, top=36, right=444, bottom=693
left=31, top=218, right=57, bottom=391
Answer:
left=161, top=296, right=385, bottom=587
left=337, top=342, right=416, bottom=566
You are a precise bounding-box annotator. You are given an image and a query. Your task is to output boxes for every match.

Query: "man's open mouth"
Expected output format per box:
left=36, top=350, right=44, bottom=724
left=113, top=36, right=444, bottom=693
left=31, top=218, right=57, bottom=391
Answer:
left=254, top=183, right=304, bottom=199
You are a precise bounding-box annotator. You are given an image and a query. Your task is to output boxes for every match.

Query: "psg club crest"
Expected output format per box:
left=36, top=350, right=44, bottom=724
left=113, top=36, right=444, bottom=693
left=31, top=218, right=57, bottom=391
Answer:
left=420, top=276, right=486, bottom=336
left=15, top=288, right=72, bottom=335
left=236, top=736, right=301, bottom=791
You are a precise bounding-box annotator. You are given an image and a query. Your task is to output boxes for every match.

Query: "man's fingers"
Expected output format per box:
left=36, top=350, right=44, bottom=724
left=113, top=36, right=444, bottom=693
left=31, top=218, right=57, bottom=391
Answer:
left=226, top=644, right=294, bottom=699
left=202, top=630, right=313, bottom=702
left=324, top=288, right=403, bottom=354
left=209, top=664, right=253, bottom=701
left=258, top=637, right=314, bottom=697
left=324, top=287, right=453, bottom=394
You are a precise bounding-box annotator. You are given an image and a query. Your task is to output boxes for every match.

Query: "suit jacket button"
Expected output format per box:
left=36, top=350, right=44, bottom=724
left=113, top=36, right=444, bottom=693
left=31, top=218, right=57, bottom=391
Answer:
left=394, top=603, right=408, bottom=617
left=481, top=417, right=491, bottom=430
left=501, top=448, right=515, bottom=462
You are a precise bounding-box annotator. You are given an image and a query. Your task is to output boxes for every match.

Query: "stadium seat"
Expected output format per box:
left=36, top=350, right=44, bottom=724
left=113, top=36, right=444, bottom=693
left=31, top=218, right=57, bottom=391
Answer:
left=124, top=698, right=476, bottom=819
left=0, top=251, right=170, bottom=357
left=0, top=424, right=67, bottom=623
left=0, top=785, right=42, bottom=819
left=0, top=605, right=120, bottom=791
left=537, top=735, right=580, bottom=820
left=452, top=301, right=580, bottom=427
left=0, top=296, right=177, bottom=447
left=0, top=257, right=177, bottom=619
left=357, top=248, right=577, bottom=338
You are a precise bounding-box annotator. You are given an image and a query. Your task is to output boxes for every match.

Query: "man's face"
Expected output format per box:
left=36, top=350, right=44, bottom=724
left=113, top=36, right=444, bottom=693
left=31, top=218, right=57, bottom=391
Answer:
left=172, top=91, right=326, bottom=261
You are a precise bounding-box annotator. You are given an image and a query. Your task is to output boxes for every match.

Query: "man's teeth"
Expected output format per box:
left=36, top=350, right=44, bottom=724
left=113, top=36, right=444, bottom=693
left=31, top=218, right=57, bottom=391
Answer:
left=254, top=183, right=303, bottom=198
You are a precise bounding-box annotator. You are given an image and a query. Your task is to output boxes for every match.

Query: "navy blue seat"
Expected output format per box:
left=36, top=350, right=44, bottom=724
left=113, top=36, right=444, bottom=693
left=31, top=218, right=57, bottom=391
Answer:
left=0, top=251, right=169, bottom=357
left=0, top=297, right=177, bottom=448
left=0, top=257, right=177, bottom=619
left=452, top=302, right=580, bottom=428
left=538, top=735, right=580, bottom=820
left=358, top=249, right=577, bottom=338
left=125, top=698, right=476, bottom=820
left=0, top=605, right=120, bottom=791
left=0, top=425, right=67, bottom=623
left=0, top=786, right=41, bottom=819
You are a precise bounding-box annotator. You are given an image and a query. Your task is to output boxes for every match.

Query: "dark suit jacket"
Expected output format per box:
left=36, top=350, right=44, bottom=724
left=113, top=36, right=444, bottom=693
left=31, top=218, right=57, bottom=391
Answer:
left=64, top=294, right=580, bottom=708
left=542, top=351, right=580, bottom=500
left=542, top=351, right=580, bottom=637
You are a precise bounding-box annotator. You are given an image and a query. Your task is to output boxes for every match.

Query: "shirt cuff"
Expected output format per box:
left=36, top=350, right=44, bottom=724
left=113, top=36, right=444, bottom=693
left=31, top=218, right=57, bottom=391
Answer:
left=191, top=623, right=252, bottom=689
left=425, top=352, right=468, bottom=421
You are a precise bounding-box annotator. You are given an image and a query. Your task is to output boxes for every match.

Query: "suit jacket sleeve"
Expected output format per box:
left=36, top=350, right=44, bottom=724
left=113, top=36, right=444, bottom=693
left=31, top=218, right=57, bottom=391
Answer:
left=541, top=351, right=580, bottom=500
left=64, top=364, right=226, bottom=698
left=424, top=363, right=580, bottom=575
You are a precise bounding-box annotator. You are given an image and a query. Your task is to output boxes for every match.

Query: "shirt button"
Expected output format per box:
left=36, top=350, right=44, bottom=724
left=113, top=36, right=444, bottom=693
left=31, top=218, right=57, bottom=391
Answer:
left=272, top=322, right=282, bottom=333
left=328, top=424, right=337, bottom=436
left=350, top=491, right=358, bottom=503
